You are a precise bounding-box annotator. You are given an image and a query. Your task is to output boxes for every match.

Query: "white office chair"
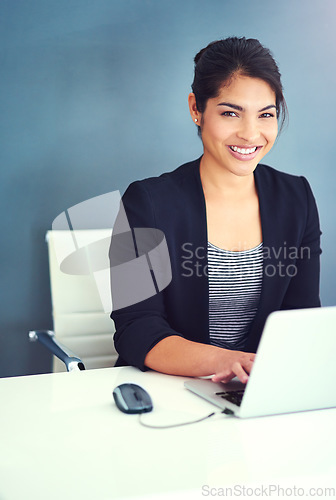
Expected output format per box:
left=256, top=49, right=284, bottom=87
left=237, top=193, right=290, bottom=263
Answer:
left=29, top=229, right=118, bottom=372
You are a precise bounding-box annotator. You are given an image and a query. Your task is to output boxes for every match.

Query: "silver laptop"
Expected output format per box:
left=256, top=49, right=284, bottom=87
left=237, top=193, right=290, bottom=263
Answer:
left=184, top=306, right=336, bottom=418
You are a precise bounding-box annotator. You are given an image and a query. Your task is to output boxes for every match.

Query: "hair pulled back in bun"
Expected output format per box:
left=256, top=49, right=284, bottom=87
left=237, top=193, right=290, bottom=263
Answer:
left=192, top=37, right=287, bottom=131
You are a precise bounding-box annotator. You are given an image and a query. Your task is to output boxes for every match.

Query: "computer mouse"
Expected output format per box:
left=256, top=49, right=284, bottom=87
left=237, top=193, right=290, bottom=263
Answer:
left=113, top=383, right=153, bottom=414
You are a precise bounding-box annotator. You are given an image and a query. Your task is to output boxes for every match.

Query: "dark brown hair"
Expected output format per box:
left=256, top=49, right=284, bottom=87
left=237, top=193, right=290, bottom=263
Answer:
left=192, top=37, right=287, bottom=132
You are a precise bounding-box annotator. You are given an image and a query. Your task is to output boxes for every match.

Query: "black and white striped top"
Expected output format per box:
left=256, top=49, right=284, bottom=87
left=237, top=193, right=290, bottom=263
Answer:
left=208, top=241, right=263, bottom=350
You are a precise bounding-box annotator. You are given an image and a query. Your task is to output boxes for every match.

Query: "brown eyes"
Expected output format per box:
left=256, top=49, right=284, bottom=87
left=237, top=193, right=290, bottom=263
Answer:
left=259, top=112, right=275, bottom=118
left=221, top=111, right=275, bottom=118
left=221, top=111, right=238, bottom=117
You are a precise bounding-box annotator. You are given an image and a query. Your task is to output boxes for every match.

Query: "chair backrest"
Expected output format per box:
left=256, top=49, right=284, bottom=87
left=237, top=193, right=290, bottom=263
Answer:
left=46, top=229, right=117, bottom=372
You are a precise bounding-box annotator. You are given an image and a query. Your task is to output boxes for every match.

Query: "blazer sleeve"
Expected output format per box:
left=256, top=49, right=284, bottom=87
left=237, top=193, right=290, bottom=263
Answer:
left=280, top=176, right=321, bottom=309
left=110, top=181, right=184, bottom=370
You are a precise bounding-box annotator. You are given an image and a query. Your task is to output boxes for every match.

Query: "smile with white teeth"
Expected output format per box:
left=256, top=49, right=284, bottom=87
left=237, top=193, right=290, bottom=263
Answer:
left=230, top=146, right=258, bottom=154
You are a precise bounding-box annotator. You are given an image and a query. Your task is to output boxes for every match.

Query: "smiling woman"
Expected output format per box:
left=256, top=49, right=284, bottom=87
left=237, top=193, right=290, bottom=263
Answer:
left=110, top=37, right=321, bottom=384
left=190, top=75, right=279, bottom=251
left=189, top=76, right=278, bottom=179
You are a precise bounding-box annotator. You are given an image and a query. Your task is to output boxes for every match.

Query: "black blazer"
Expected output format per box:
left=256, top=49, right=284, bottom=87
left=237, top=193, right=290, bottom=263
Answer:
left=111, top=157, right=321, bottom=369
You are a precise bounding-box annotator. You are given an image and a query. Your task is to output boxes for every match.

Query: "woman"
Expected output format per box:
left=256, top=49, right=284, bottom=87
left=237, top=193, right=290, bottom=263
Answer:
left=110, top=37, right=321, bottom=384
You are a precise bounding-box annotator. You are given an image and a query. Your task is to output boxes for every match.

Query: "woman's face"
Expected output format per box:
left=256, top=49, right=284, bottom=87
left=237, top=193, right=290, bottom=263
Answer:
left=189, top=74, right=278, bottom=177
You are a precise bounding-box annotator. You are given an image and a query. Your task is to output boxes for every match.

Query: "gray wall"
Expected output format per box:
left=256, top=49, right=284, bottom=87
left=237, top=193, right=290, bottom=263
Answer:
left=1, top=0, right=335, bottom=377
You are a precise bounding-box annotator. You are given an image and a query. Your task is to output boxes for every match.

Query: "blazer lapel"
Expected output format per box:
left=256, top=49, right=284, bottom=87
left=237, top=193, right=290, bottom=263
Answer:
left=245, top=165, right=285, bottom=351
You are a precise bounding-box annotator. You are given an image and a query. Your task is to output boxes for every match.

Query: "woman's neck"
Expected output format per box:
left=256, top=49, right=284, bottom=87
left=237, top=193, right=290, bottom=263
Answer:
left=199, top=155, right=257, bottom=201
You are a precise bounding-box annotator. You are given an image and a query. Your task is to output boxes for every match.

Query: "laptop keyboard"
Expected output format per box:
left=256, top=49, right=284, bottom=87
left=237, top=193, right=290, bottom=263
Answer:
left=215, top=389, right=245, bottom=407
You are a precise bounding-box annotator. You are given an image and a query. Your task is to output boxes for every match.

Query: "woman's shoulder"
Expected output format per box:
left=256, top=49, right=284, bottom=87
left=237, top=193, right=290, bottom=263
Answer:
left=121, top=158, right=204, bottom=228
left=256, top=163, right=312, bottom=193
left=255, top=163, right=317, bottom=210
left=125, top=158, right=201, bottom=194
left=256, top=163, right=304, bottom=183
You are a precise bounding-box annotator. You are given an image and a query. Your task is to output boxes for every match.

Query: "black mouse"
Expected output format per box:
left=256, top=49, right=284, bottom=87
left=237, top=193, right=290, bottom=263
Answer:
left=113, top=383, right=153, bottom=414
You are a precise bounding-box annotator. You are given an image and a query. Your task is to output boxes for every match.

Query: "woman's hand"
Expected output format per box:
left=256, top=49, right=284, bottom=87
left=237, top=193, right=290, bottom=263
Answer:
left=212, top=350, right=256, bottom=384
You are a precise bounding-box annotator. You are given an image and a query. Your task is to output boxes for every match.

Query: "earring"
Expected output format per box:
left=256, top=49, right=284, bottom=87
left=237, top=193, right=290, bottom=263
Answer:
left=194, top=118, right=198, bottom=123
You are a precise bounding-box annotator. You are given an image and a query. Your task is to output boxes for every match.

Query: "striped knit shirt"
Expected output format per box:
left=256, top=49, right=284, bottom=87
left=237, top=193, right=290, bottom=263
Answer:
left=207, top=241, right=263, bottom=350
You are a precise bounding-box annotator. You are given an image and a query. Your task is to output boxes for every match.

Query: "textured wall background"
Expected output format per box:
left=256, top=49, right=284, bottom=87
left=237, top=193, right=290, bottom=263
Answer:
left=1, top=0, right=335, bottom=377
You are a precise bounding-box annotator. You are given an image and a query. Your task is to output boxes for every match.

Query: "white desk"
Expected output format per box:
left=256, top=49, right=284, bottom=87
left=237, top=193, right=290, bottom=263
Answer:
left=0, top=367, right=335, bottom=500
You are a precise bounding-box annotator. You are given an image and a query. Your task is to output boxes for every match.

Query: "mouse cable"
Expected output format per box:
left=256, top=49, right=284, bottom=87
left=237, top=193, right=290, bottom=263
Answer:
left=138, top=408, right=233, bottom=429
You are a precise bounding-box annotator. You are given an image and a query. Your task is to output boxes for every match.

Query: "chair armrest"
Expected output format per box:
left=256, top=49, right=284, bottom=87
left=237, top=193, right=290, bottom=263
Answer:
left=29, top=330, right=86, bottom=372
